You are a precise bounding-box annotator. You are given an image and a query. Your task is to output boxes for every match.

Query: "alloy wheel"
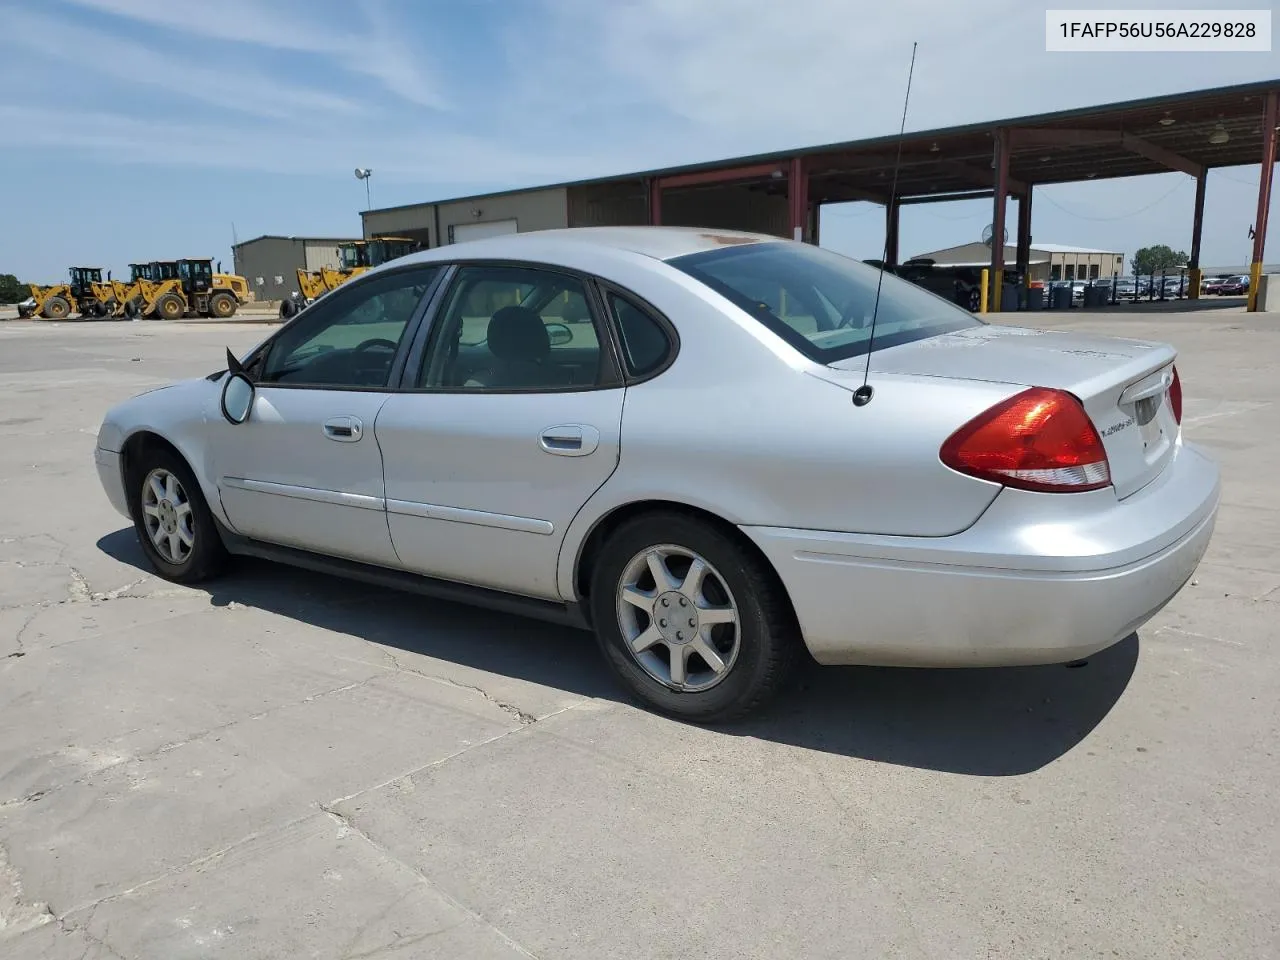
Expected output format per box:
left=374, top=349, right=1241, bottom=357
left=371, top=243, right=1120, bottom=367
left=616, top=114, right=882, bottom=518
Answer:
left=141, top=468, right=195, bottom=564
left=615, top=544, right=741, bottom=692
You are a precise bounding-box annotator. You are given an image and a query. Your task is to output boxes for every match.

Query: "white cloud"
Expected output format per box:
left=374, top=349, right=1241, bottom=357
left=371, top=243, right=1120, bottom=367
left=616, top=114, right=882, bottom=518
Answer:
left=0, top=7, right=363, bottom=121
left=57, top=0, right=447, bottom=110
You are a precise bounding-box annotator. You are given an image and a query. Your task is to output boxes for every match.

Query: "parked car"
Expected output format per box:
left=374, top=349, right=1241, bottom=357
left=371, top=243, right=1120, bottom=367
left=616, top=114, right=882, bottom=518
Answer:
left=1217, top=275, right=1250, bottom=296
left=94, top=227, right=1220, bottom=722
left=865, top=258, right=985, bottom=312
left=1203, top=276, right=1231, bottom=295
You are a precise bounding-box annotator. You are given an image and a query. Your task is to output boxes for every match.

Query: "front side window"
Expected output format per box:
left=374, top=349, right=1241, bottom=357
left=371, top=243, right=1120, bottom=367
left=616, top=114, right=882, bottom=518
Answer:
left=669, top=241, right=982, bottom=364
left=418, top=265, right=604, bottom=390
left=258, top=266, right=439, bottom=388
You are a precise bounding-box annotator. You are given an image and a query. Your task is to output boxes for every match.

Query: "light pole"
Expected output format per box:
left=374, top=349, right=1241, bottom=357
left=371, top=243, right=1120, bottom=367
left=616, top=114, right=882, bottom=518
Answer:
left=354, top=168, right=373, bottom=211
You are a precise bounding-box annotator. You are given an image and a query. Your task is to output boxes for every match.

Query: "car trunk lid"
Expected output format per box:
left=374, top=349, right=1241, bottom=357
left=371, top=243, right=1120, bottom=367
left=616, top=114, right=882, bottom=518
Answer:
left=819, top=325, right=1179, bottom=499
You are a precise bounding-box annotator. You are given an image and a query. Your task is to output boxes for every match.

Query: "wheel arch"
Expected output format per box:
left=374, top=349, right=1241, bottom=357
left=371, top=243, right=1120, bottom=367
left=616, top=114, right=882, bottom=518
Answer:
left=568, top=499, right=799, bottom=629
left=118, top=429, right=227, bottom=527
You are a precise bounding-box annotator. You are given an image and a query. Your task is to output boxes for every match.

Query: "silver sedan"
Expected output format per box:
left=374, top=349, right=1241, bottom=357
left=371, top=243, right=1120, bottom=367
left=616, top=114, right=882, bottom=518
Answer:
left=93, top=227, right=1220, bottom=722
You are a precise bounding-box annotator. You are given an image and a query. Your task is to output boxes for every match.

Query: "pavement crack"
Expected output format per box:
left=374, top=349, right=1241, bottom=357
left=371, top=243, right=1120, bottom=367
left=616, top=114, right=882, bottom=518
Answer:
left=319, top=806, right=541, bottom=959
left=67, top=567, right=92, bottom=603
left=380, top=651, right=537, bottom=724
left=55, top=915, right=128, bottom=960
left=0, top=837, right=55, bottom=941
left=0, top=676, right=383, bottom=810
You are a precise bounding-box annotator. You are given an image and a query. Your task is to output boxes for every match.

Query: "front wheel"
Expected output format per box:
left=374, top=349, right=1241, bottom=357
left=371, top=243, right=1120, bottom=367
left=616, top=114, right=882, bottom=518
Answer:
left=129, top=447, right=227, bottom=583
left=589, top=512, right=797, bottom=723
left=155, top=294, right=184, bottom=320
left=42, top=296, right=71, bottom=320
left=209, top=291, right=237, bottom=318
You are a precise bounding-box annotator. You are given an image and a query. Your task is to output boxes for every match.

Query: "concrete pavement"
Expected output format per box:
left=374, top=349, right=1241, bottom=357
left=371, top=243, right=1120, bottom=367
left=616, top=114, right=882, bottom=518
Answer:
left=0, top=309, right=1277, bottom=959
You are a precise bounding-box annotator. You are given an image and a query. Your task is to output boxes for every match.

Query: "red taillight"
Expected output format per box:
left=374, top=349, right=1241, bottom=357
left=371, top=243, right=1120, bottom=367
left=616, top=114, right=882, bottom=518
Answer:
left=940, top=387, right=1112, bottom=493
left=1169, top=365, right=1183, bottom=424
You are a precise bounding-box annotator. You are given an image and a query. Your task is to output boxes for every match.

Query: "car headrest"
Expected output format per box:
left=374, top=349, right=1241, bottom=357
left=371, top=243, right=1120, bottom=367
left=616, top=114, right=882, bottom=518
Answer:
left=487, top=306, right=550, bottom=362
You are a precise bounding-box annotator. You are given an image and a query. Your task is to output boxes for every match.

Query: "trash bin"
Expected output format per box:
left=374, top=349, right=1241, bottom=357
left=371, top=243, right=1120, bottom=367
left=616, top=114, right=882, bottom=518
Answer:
left=1002, top=284, right=1019, bottom=311
left=1026, top=287, right=1045, bottom=310
left=1051, top=285, right=1073, bottom=309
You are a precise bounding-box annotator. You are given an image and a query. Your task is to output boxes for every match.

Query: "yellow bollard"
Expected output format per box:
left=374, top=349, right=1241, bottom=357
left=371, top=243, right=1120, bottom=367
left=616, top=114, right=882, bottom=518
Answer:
left=1247, top=261, right=1263, bottom=312
left=979, top=269, right=989, bottom=314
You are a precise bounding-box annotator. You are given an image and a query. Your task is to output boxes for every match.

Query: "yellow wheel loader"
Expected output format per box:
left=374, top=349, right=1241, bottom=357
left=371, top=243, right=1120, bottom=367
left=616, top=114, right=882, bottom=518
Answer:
left=279, top=237, right=420, bottom=318
left=139, top=259, right=249, bottom=319
left=110, top=263, right=154, bottom=318
left=27, top=267, right=115, bottom=320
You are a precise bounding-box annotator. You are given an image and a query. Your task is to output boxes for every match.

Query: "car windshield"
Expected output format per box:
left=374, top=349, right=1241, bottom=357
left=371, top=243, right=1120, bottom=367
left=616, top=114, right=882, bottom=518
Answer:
left=669, top=241, right=982, bottom=364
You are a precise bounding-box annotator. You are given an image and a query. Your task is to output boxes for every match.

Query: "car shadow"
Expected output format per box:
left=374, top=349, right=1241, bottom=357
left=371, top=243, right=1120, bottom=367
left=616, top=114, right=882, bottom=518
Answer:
left=98, top=528, right=1136, bottom=777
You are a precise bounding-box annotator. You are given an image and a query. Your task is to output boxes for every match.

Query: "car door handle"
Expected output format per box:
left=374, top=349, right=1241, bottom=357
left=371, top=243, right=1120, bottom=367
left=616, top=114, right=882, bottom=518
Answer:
left=539, top=424, right=599, bottom=457
left=323, top=416, right=363, bottom=442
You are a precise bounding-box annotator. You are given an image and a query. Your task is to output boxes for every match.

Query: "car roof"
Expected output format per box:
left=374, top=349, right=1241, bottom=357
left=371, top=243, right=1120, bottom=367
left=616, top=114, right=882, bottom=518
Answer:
left=393, top=225, right=784, bottom=269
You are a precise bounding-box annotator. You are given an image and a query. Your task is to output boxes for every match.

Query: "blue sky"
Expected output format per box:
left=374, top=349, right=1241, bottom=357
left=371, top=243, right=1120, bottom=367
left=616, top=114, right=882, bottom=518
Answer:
left=0, top=0, right=1276, bottom=281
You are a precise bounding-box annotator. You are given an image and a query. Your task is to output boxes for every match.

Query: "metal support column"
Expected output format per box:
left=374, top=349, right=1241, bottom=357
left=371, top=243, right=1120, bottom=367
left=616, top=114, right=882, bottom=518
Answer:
left=885, top=200, right=901, bottom=267
left=788, top=157, right=810, bottom=242
left=1015, top=184, right=1033, bottom=297
left=990, top=128, right=1010, bottom=312
left=1188, top=169, right=1207, bottom=300
left=647, top=178, right=662, bottom=226
left=1248, top=90, right=1278, bottom=312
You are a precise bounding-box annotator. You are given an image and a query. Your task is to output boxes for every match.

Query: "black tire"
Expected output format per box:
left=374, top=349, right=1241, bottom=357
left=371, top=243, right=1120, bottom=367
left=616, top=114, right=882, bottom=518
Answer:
left=209, top=291, right=237, bottom=318
left=155, top=293, right=184, bottom=320
left=42, top=296, right=71, bottom=320
left=279, top=298, right=297, bottom=319
left=128, top=444, right=227, bottom=584
left=966, top=288, right=981, bottom=312
left=588, top=511, right=797, bottom=723
left=124, top=298, right=139, bottom=319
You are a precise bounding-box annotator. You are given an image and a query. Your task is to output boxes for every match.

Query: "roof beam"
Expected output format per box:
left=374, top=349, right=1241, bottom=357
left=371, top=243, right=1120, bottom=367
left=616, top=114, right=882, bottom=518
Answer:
left=656, top=162, right=785, bottom=190
left=1009, top=127, right=1204, bottom=176
left=937, top=159, right=1027, bottom=195
left=899, top=190, right=994, bottom=205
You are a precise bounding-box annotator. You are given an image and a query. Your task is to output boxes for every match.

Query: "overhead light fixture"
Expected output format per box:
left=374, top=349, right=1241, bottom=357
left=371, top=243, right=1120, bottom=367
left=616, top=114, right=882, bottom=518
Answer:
left=1158, top=113, right=1176, bottom=127
left=1209, top=123, right=1230, bottom=145
left=930, top=142, right=940, bottom=152
left=770, top=169, right=784, bottom=179
left=1088, top=172, right=1097, bottom=178
left=1040, top=155, right=1052, bottom=162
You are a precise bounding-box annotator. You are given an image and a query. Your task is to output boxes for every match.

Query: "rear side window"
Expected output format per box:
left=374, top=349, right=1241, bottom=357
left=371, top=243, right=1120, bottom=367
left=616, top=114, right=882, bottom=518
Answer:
left=669, top=241, right=982, bottom=364
left=607, top=293, right=672, bottom=377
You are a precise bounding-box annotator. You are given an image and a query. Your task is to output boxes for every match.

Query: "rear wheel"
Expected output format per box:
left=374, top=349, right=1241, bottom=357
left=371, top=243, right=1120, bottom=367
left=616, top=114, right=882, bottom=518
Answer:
left=209, top=291, right=237, bottom=318
left=589, top=512, right=797, bottom=723
left=129, top=446, right=227, bottom=583
left=155, top=293, right=184, bottom=320
left=42, top=296, right=71, bottom=320
left=279, top=297, right=297, bottom=319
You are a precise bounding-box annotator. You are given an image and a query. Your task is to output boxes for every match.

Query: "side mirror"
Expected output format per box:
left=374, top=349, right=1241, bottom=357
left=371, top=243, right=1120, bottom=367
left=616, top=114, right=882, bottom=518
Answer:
left=545, top=322, right=573, bottom=347
left=221, top=373, right=255, bottom=424
left=220, top=347, right=254, bottom=424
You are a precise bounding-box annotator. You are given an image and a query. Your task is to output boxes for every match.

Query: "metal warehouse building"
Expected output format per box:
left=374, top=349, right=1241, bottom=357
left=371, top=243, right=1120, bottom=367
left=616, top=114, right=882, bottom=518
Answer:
left=912, top=242, right=1126, bottom=282
left=232, top=235, right=360, bottom=302
left=360, top=78, right=1279, bottom=312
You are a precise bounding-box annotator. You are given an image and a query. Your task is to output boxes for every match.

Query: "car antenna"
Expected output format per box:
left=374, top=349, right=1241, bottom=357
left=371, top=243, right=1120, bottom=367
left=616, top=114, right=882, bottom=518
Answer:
left=854, top=41, right=918, bottom=409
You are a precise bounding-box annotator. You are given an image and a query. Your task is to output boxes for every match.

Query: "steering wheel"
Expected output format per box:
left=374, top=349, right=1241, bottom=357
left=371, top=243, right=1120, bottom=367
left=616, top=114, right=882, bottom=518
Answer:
left=352, top=338, right=398, bottom=353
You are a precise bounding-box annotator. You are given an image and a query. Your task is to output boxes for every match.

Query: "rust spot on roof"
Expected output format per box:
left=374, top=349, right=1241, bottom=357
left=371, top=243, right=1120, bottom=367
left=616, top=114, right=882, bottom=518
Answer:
left=697, top=233, right=760, bottom=246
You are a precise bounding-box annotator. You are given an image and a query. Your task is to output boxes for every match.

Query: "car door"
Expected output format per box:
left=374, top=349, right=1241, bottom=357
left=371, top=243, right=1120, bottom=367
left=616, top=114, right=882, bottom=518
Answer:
left=210, top=264, right=442, bottom=566
left=376, top=263, right=626, bottom=600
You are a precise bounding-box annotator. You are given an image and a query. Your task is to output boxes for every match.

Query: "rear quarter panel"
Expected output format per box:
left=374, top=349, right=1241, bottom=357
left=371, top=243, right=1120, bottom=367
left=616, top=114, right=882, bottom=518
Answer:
left=553, top=256, right=1023, bottom=600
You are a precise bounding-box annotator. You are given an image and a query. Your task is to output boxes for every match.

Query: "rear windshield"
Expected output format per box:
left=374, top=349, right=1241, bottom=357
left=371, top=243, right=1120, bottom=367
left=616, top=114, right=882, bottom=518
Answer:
left=669, top=241, right=983, bottom=364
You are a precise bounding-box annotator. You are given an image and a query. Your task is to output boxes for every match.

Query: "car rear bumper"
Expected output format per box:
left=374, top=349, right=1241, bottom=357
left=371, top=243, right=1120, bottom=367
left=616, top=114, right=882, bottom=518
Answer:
left=741, top=441, right=1220, bottom=667
left=94, top=446, right=131, bottom=520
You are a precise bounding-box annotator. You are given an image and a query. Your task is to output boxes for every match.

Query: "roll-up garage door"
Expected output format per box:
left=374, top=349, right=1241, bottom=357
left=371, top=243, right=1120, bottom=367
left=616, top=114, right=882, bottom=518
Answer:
left=450, top=219, right=518, bottom=243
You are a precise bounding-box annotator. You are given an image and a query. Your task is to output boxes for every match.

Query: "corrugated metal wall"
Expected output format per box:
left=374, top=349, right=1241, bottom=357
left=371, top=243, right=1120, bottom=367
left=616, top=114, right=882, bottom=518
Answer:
left=567, top=180, right=789, bottom=237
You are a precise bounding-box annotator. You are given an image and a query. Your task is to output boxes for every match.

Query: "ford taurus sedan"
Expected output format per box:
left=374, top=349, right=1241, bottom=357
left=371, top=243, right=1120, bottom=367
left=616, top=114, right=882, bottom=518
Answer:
left=93, top=227, right=1220, bottom=722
